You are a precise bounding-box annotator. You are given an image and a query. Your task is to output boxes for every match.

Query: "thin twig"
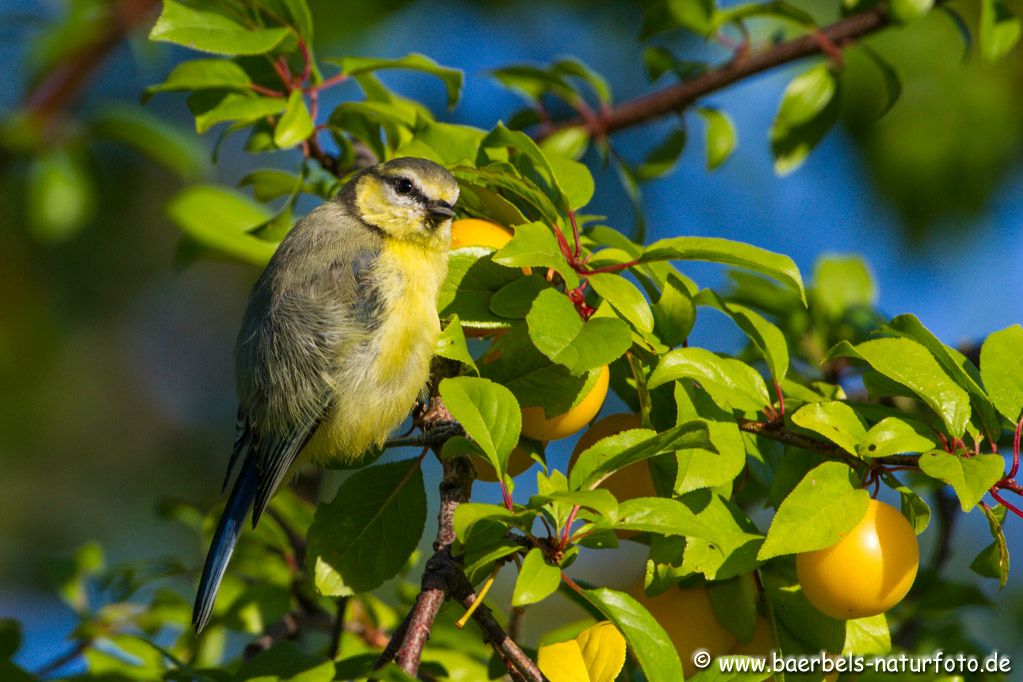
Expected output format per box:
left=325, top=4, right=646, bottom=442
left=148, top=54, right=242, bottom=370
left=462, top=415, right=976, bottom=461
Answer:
left=736, top=418, right=920, bottom=468
left=540, top=5, right=901, bottom=139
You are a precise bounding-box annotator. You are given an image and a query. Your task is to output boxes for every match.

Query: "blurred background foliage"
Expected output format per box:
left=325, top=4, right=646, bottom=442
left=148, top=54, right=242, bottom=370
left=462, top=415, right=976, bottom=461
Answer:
left=3, top=0, right=1023, bottom=665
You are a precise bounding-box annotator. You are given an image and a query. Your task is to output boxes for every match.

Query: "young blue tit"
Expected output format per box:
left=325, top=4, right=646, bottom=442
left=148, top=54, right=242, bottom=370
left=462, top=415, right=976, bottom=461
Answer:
left=192, top=157, right=459, bottom=632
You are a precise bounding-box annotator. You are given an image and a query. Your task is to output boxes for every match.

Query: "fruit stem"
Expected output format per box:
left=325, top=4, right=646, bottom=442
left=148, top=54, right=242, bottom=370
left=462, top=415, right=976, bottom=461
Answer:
left=560, top=505, right=581, bottom=548
left=560, top=572, right=585, bottom=596
left=500, top=481, right=514, bottom=511
left=990, top=487, right=1023, bottom=519
left=773, top=380, right=785, bottom=418
left=568, top=210, right=582, bottom=259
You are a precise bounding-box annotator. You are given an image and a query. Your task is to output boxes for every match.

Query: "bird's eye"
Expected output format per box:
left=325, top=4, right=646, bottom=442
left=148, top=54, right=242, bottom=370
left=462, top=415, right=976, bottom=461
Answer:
left=394, top=178, right=415, bottom=195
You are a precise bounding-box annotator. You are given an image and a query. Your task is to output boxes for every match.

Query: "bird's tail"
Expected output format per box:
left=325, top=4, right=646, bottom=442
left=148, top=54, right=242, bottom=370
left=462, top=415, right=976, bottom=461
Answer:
left=192, top=455, right=258, bottom=633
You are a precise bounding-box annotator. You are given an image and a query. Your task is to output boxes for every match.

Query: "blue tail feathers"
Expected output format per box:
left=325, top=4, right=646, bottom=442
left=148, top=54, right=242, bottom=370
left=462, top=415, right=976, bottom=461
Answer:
left=192, top=455, right=259, bottom=632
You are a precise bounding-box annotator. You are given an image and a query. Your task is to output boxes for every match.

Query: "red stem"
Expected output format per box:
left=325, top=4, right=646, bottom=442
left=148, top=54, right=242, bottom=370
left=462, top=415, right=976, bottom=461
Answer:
left=560, top=572, right=585, bottom=596
left=578, top=259, right=642, bottom=275
left=274, top=56, right=293, bottom=89
left=560, top=505, right=581, bottom=548
left=568, top=210, right=581, bottom=259
left=298, top=39, right=312, bottom=87
left=500, top=481, right=514, bottom=511
left=990, top=487, right=1023, bottom=519
left=773, top=380, right=785, bottom=418
left=310, top=72, right=350, bottom=92
left=249, top=83, right=285, bottom=97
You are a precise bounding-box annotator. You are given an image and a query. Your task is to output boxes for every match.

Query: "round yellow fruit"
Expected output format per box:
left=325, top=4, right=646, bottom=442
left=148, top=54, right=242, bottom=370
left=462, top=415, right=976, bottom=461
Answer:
left=472, top=447, right=535, bottom=483
left=796, top=499, right=919, bottom=620
left=450, top=217, right=514, bottom=250
left=631, top=581, right=737, bottom=678
left=570, top=413, right=655, bottom=501
left=520, top=365, right=610, bottom=441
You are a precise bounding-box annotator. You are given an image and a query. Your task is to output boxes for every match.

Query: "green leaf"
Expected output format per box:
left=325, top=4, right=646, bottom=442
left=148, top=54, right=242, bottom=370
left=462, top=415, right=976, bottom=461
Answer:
left=698, top=108, right=737, bottom=170
left=827, top=337, right=972, bottom=438
left=588, top=273, right=655, bottom=333
left=971, top=503, right=1009, bottom=588
left=980, top=0, right=1021, bottom=62
left=547, top=153, right=595, bottom=210
left=891, top=0, right=934, bottom=23
left=493, top=221, right=579, bottom=288
left=773, top=63, right=836, bottom=130
left=512, top=548, right=562, bottom=606
left=677, top=493, right=764, bottom=581
left=860, top=417, right=936, bottom=459
left=642, top=237, right=805, bottom=303
left=652, top=273, right=695, bottom=348
left=570, top=420, right=712, bottom=490
left=439, top=377, right=521, bottom=477
left=164, top=185, right=276, bottom=266
left=526, top=289, right=632, bottom=374
left=812, top=255, right=875, bottom=319
left=150, top=0, right=291, bottom=55
left=274, top=90, right=314, bottom=148
left=194, top=94, right=287, bottom=134
left=237, top=641, right=334, bottom=682
left=859, top=46, right=902, bottom=117
left=980, top=324, right=1023, bottom=422
left=791, top=401, right=867, bottom=456
left=694, top=290, right=789, bottom=382
left=918, top=451, right=1004, bottom=512
left=610, top=497, right=709, bottom=536
left=439, top=251, right=521, bottom=331
left=649, top=347, right=770, bottom=414
left=491, top=275, right=550, bottom=319
left=240, top=169, right=303, bottom=202
left=895, top=483, right=931, bottom=535
left=758, top=462, right=870, bottom=560
left=479, top=325, right=596, bottom=417
left=307, top=458, right=426, bottom=596
left=707, top=575, right=758, bottom=644
left=882, top=314, right=999, bottom=439
left=92, top=106, right=207, bottom=180
left=583, top=588, right=684, bottom=681
left=435, top=317, right=478, bottom=374
left=143, top=58, right=252, bottom=98
left=842, top=613, right=891, bottom=655
left=769, top=64, right=840, bottom=175
left=668, top=0, right=716, bottom=35
left=635, top=128, right=687, bottom=181
left=553, top=57, right=613, bottom=105
left=26, top=148, right=94, bottom=243
left=329, top=53, right=462, bottom=107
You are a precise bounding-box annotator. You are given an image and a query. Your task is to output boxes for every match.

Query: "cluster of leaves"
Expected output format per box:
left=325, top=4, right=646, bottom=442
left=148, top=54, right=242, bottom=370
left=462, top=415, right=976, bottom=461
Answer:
left=7, top=0, right=1023, bottom=681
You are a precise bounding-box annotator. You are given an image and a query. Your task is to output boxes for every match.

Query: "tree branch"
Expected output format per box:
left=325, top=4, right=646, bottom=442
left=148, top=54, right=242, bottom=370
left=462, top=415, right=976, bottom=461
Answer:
left=542, top=5, right=894, bottom=139
left=736, top=417, right=921, bottom=468
left=19, top=0, right=159, bottom=136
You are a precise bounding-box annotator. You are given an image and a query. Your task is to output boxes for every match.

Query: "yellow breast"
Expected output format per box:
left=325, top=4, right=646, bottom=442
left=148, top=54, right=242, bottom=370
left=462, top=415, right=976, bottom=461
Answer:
left=304, top=240, right=448, bottom=466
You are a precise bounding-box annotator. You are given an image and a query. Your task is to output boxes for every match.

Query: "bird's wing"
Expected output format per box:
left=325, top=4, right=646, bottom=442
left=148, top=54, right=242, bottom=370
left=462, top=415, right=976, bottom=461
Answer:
left=231, top=236, right=382, bottom=523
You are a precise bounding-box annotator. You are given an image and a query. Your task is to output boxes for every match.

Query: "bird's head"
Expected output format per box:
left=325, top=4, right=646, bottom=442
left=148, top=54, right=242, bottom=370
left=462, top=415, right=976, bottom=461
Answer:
left=347, top=157, right=459, bottom=248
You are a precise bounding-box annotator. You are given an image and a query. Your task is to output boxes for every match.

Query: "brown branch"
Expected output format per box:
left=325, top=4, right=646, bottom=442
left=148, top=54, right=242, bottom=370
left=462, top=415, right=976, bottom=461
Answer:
left=737, top=418, right=921, bottom=468
left=450, top=569, right=547, bottom=682
left=375, top=359, right=544, bottom=680
left=542, top=5, right=895, bottom=139
left=20, top=0, right=159, bottom=137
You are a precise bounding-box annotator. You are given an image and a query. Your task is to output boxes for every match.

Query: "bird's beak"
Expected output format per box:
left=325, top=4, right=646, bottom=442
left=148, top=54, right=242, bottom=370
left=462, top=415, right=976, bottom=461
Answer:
left=427, top=200, right=455, bottom=220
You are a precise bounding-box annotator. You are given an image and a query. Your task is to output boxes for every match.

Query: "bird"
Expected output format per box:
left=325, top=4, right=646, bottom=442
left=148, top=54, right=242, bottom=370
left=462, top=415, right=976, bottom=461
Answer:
left=192, top=157, right=459, bottom=633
